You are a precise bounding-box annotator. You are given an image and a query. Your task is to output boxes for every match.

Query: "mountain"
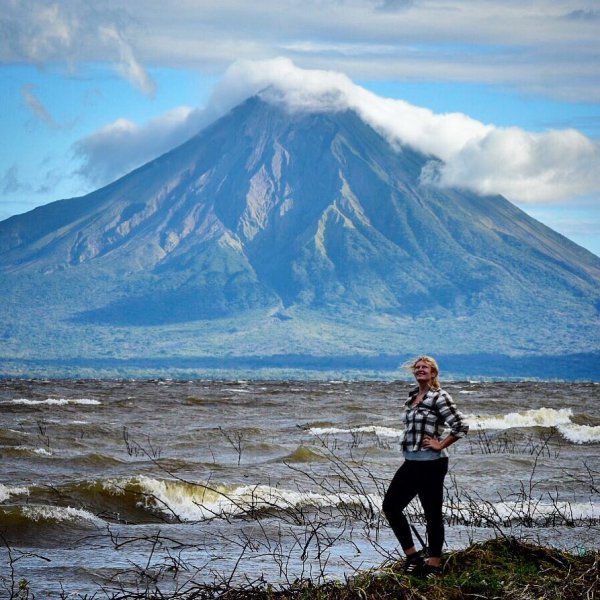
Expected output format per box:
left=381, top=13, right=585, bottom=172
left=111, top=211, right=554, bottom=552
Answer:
left=1, top=95, right=599, bottom=378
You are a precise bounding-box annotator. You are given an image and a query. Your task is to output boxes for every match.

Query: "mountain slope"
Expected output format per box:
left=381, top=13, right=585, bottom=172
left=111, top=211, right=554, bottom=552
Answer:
left=1, top=95, right=599, bottom=365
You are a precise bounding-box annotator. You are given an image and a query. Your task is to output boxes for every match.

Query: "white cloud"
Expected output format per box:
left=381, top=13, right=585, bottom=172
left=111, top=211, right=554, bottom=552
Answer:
left=99, top=25, right=156, bottom=97
left=73, top=106, right=213, bottom=185
left=1, top=1, right=75, bottom=64
left=1, top=0, right=155, bottom=96
left=426, top=127, right=600, bottom=202
left=2, top=1, right=600, bottom=103
left=73, top=59, right=600, bottom=204
left=21, top=84, right=60, bottom=128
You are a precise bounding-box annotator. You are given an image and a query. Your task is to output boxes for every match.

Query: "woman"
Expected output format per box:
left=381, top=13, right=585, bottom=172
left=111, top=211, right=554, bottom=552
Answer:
left=382, top=356, right=469, bottom=578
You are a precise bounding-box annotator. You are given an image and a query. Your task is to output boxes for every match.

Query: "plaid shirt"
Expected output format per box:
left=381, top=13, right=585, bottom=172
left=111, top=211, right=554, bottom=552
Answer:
left=402, top=387, right=469, bottom=453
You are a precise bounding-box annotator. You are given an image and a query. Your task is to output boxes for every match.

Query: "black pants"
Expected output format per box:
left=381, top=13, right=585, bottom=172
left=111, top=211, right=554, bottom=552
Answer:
left=382, top=457, right=448, bottom=557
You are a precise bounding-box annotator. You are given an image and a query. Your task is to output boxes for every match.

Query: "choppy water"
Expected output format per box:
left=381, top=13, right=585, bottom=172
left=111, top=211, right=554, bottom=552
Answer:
left=1, top=379, right=599, bottom=598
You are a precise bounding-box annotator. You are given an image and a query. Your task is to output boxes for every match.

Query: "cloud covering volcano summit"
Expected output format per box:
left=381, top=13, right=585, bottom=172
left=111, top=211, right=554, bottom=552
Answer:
left=76, top=59, right=600, bottom=206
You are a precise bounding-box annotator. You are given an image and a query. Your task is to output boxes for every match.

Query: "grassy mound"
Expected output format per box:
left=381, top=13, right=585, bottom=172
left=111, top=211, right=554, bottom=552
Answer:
left=346, top=537, right=599, bottom=600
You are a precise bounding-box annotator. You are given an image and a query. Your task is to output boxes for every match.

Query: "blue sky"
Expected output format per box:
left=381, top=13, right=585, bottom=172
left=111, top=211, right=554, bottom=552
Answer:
left=1, top=0, right=599, bottom=255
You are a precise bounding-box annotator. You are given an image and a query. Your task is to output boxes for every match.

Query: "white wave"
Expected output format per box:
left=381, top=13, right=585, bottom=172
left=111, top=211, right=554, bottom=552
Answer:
left=6, top=398, right=101, bottom=406
left=0, top=484, right=29, bottom=502
left=556, top=423, right=600, bottom=444
left=310, top=407, right=584, bottom=439
left=458, top=390, right=478, bottom=394
left=103, top=476, right=599, bottom=526
left=104, top=476, right=380, bottom=522
left=468, top=408, right=573, bottom=430
left=12, top=446, right=53, bottom=456
left=33, top=447, right=52, bottom=456
left=22, top=505, right=104, bottom=526
left=309, top=425, right=403, bottom=438
left=444, top=499, right=599, bottom=525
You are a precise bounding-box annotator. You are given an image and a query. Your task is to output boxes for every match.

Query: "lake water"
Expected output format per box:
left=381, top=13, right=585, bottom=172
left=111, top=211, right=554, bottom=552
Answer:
left=1, top=378, right=598, bottom=597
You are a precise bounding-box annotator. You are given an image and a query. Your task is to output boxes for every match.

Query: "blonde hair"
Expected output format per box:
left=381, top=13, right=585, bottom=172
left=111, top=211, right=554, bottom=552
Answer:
left=405, top=355, right=441, bottom=390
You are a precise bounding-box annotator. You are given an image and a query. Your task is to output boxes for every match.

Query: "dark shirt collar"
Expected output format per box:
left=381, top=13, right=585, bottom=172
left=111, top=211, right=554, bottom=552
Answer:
left=406, top=386, right=424, bottom=405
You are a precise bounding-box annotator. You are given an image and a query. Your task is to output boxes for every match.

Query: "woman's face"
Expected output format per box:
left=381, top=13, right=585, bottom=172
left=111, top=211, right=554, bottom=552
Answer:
left=413, top=360, right=435, bottom=386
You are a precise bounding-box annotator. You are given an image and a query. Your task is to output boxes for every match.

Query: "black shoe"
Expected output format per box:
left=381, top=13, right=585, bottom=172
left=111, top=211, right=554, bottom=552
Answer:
left=404, top=551, right=425, bottom=574
left=421, top=563, right=442, bottom=579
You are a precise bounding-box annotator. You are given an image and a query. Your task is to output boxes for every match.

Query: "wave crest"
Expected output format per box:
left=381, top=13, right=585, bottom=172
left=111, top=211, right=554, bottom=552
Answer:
left=556, top=423, right=600, bottom=444
left=309, top=425, right=403, bottom=438
left=4, top=398, right=101, bottom=406
left=101, top=476, right=380, bottom=523
left=469, top=408, right=573, bottom=430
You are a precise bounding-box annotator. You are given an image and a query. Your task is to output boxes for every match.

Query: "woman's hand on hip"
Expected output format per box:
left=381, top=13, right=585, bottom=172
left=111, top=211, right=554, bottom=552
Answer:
left=422, top=435, right=443, bottom=451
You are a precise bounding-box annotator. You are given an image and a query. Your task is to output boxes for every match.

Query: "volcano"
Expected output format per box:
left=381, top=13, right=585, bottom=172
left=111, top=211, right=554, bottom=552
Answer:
left=1, top=95, right=599, bottom=377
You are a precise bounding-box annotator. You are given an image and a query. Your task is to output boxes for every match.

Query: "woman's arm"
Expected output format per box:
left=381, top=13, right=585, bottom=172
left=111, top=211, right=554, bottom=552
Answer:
left=423, top=390, right=469, bottom=451
left=436, top=390, right=469, bottom=439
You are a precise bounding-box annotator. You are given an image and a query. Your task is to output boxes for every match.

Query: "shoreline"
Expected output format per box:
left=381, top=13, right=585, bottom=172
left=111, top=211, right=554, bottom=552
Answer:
left=8, top=537, right=599, bottom=599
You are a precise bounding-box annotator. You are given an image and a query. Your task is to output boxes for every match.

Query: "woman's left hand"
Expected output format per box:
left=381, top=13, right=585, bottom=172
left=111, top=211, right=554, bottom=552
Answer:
left=422, top=435, right=443, bottom=451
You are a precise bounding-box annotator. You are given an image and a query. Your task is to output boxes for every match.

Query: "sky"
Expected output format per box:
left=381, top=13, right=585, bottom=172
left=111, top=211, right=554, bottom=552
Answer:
left=1, top=0, right=600, bottom=255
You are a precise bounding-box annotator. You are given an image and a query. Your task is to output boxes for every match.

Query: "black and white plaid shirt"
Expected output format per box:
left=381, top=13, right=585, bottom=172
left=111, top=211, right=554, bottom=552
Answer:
left=402, top=387, right=469, bottom=453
